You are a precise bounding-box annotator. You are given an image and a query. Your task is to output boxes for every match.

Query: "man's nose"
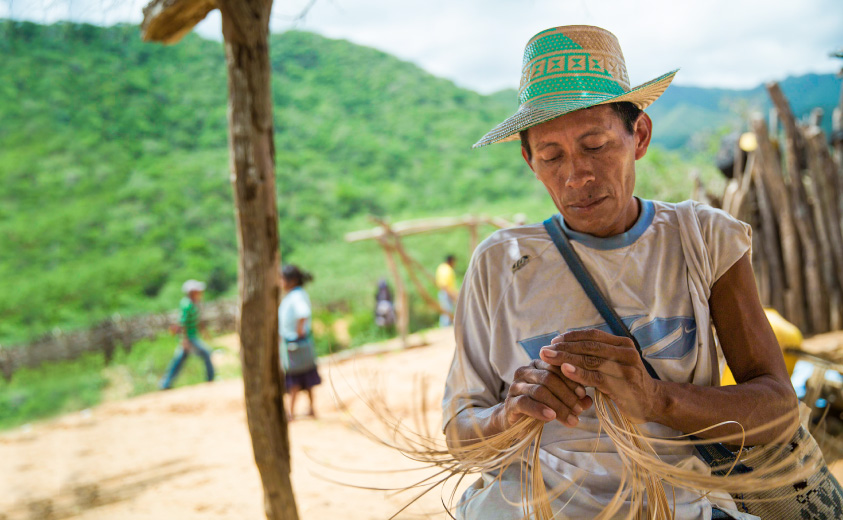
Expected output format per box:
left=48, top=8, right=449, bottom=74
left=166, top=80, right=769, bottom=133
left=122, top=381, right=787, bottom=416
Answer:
left=565, top=158, right=595, bottom=188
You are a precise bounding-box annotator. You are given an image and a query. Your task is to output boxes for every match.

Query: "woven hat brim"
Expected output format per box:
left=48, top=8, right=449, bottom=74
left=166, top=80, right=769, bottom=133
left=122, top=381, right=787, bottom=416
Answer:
left=473, top=69, right=678, bottom=148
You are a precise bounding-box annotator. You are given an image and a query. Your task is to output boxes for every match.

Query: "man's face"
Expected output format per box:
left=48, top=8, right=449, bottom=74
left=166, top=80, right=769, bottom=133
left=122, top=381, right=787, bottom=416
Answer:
left=521, top=105, right=652, bottom=238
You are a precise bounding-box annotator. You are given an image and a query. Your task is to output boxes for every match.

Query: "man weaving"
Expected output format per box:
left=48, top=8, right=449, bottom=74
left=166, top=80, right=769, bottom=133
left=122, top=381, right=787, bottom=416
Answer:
left=442, top=25, right=797, bottom=519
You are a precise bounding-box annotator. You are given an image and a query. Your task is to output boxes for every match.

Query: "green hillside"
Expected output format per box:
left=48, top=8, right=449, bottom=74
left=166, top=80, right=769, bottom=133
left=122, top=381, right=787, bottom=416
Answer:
left=1, top=21, right=722, bottom=346
left=648, top=74, right=842, bottom=150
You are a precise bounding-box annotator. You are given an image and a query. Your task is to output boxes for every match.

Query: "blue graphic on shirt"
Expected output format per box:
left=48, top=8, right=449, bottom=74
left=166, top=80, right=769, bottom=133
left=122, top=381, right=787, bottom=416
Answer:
left=517, top=332, right=560, bottom=360
left=519, top=316, right=697, bottom=361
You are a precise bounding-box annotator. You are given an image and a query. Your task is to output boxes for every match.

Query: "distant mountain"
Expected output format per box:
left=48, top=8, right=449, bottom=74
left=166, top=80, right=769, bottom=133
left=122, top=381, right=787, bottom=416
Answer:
left=646, top=74, right=842, bottom=150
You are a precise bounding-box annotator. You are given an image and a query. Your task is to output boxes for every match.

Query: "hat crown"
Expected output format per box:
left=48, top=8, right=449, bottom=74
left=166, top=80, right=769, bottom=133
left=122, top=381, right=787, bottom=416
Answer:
left=471, top=24, right=677, bottom=148
left=519, top=25, right=630, bottom=106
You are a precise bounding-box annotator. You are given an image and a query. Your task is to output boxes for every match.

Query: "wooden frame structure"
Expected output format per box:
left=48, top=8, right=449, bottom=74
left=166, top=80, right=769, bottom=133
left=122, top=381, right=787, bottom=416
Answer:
left=346, top=214, right=522, bottom=345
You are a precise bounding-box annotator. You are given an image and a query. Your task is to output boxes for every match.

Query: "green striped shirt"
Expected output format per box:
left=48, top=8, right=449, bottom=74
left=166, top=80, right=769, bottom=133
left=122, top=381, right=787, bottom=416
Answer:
left=180, top=297, right=199, bottom=338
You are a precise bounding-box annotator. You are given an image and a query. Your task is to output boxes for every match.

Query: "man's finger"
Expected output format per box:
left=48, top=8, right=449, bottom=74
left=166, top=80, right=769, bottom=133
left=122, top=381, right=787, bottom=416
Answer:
left=531, top=358, right=588, bottom=397
left=526, top=361, right=589, bottom=408
left=509, top=382, right=577, bottom=422
left=541, top=341, right=639, bottom=366
left=561, top=362, right=616, bottom=394
left=552, top=328, right=633, bottom=347
left=548, top=350, right=629, bottom=379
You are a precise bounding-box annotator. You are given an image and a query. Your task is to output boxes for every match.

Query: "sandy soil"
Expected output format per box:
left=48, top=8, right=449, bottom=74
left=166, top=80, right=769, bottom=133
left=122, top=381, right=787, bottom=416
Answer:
left=4, top=329, right=843, bottom=520
left=0, top=327, right=460, bottom=520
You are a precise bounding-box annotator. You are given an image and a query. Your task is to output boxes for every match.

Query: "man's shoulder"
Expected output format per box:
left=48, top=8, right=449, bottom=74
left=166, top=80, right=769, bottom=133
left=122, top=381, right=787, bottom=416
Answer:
left=471, top=222, right=555, bottom=269
left=180, top=297, right=194, bottom=310
left=650, top=199, right=743, bottom=230
left=648, top=199, right=736, bottom=228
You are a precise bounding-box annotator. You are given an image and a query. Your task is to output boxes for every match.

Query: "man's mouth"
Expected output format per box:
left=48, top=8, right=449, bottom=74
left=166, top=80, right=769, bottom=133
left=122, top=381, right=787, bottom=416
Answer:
left=568, top=196, right=607, bottom=210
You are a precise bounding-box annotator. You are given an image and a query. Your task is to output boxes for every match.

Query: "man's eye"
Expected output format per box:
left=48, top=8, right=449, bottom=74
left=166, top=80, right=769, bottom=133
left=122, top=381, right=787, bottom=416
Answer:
left=585, top=143, right=606, bottom=151
left=542, top=155, right=562, bottom=163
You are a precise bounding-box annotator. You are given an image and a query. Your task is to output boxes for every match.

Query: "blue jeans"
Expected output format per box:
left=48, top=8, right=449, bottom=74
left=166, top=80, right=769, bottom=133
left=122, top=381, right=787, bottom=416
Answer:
left=438, top=289, right=455, bottom=327
left=160, top=337, right=215, bottom=389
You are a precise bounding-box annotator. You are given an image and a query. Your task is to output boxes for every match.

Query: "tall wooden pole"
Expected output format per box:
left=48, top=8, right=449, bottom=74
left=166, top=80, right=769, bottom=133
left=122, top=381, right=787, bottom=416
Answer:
left=217, top=2, right=298, bottom=518
left=141, top=1, right=300, bottom=518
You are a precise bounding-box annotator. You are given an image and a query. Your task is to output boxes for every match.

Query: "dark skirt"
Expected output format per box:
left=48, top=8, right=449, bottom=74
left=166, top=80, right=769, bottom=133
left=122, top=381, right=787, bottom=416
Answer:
left=285, top=367, right=322, bottom=391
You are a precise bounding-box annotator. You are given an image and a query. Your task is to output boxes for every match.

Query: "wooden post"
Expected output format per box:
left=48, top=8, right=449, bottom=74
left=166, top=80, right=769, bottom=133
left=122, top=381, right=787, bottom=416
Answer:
left=379, top=238, right=408, bottom=347
left=806, top=127, right=843, bottom=329
left=752, top=117, right=806, bottom=331
left=768, top=82, right=828, bottom=333
left=750, top=154, right=786, bottom=313
left=469, top=223, right=479, bottom=257
left=141, top=2, right=298, bottom=518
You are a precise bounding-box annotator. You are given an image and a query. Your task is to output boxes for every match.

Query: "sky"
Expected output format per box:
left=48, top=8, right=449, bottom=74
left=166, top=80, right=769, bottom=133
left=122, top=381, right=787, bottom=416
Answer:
left=3, top=0, right=842, bottom=95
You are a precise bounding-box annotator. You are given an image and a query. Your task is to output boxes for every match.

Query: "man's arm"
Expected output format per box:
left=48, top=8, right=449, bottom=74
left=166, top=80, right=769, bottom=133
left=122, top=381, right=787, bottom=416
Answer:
left=540, top=253, right=797, bottom=445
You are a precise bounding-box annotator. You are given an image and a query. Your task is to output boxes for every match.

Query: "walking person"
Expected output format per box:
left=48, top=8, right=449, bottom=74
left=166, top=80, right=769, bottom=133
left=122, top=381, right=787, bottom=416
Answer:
left=160, top=279, right=215, bottom=390
left=374, top=278, right=396, bottom=328
left=280, top=264, right=321, bottom=420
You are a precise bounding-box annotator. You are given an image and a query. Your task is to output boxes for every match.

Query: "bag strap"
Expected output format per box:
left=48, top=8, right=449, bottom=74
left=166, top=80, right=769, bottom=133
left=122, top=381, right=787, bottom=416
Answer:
left=543, top=214, right=660, bottom=380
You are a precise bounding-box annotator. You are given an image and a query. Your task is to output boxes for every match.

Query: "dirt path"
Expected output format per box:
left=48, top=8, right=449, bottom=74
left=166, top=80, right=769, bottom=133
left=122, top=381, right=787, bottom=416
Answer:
left=0, top=328, right=459, bottom=520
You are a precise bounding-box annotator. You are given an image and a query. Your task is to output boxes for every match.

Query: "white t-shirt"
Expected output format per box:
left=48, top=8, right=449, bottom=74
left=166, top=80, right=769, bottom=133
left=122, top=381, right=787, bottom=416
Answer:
left=442, top=199, right=753, bottom=519
left=279, top=287, right=312, bottom=342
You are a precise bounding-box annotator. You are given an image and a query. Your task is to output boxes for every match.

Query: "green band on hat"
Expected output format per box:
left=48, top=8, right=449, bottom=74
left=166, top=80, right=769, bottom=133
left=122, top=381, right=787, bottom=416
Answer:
left=521, top=75, right=626, bottom=106
left=522, top=32, right=582, bottom=66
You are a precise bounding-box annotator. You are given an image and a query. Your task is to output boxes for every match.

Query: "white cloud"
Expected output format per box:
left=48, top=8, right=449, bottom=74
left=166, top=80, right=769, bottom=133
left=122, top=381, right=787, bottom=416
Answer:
left=3, top=0, right=841, bottom=94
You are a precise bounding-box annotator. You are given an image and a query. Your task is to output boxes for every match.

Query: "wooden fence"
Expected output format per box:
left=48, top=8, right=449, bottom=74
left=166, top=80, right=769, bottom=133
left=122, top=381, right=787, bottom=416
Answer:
left=707, top=81, right=843, bottom=336
left=0, top=299, right=238, bottom=381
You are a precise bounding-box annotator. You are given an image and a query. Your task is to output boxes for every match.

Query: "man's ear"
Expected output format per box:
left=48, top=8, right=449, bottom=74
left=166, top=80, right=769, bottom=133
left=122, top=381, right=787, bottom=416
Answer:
left=521, top=145, right=536, bottom=173
left=633, top=112, right=653, bottom=160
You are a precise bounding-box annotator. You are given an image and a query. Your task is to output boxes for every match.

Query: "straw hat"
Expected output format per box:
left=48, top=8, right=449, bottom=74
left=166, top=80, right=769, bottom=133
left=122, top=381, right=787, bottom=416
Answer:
left=473, top=25, right=678, bottom=148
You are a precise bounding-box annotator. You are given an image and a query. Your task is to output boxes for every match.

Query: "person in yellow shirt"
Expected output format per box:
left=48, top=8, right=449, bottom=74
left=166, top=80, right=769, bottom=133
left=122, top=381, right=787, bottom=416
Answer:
left=436, top=254, right=458, bottom=327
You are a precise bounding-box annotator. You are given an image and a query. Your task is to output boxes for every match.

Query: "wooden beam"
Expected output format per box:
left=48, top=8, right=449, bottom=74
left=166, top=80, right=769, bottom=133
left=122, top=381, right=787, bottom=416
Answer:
left=750, top=155, right=786, bottom=314
left=141, top=0, right=217, bottom=44
left=345, top=214, right=515, bottom=243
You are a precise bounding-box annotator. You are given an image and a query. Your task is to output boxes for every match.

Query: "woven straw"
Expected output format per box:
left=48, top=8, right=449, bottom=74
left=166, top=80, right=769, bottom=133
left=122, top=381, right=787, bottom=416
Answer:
left=474, top=25, right=678, bottom=148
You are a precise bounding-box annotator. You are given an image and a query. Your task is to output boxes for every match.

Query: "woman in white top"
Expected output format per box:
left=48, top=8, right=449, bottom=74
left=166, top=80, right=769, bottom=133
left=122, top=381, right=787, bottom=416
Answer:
left=279, top=264, right=321, bottom=420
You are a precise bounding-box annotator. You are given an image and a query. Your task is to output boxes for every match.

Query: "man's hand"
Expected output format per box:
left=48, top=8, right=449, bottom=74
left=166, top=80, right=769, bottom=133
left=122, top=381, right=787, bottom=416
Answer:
left=499, top=358, right=593, bottom=428
left=540, top=329, right=659, bottom=423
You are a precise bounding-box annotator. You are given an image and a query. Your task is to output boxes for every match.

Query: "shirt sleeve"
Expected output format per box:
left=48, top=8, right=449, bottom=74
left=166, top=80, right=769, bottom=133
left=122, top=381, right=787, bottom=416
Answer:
left=695, top=204, right=752, bottom=284
left=289, top=292, right=311, bottom=321
left=441, top=249, right=503, bottom=431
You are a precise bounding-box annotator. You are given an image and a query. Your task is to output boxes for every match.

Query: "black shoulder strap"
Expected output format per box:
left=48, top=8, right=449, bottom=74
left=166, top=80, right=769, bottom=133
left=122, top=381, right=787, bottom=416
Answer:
left=543, top=214, right=660, bottom=380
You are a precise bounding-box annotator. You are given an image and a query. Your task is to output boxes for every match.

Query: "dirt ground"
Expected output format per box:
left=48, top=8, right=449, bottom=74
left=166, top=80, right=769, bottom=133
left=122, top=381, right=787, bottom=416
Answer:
left=4, top=328, right=843, bottom=520
left=0, top=327, right=461, bottom=520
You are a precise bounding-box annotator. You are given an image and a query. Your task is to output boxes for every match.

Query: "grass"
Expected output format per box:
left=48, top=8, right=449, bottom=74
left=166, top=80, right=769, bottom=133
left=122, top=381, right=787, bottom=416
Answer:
left=0, top=333, right=241, bottom=431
